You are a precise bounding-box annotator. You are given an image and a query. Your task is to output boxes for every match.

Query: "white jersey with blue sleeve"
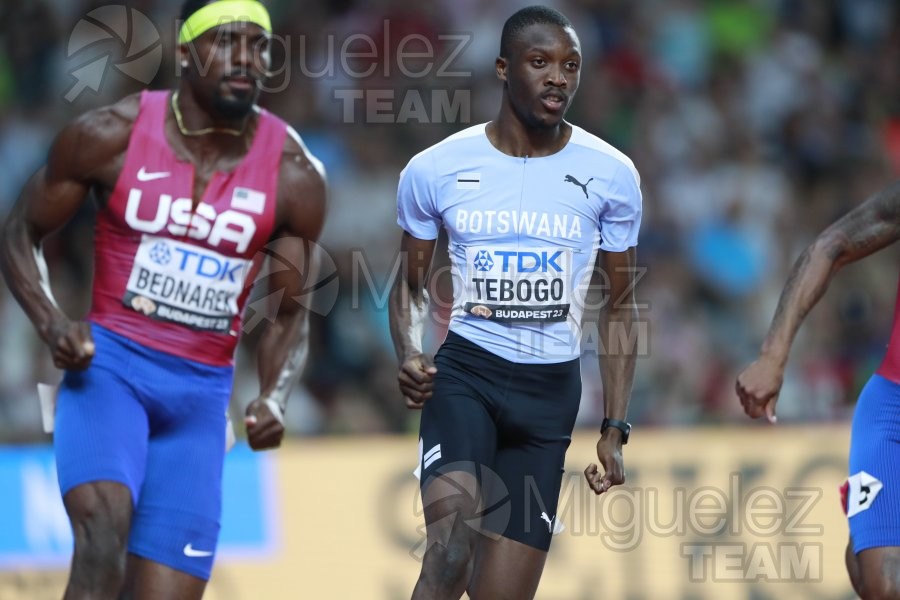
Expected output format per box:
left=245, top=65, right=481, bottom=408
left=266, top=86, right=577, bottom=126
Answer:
left=397, top=123, right=642, bottom=364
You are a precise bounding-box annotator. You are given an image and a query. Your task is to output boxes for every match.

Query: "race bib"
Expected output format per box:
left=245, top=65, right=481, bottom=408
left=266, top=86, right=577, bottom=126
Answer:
left=123, top=235, right=252, bottom=333
left=463, top=246, right=572, bottom=323
left=846, top=471, right=883, bottom=518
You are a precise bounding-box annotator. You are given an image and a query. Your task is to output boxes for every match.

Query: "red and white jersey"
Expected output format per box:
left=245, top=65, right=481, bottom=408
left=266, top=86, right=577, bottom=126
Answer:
left=878, top=279, right=900, bottom=383
left=88, top=90, right=287, bottom=366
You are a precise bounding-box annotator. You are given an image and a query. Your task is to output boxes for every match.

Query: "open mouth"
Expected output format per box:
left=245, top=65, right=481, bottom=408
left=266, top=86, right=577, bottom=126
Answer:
left=540, top=92, right=567, bottom=112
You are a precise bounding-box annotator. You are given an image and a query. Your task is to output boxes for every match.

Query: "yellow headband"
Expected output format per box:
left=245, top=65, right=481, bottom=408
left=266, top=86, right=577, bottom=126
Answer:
left=179, top=0, right=272, bottom=44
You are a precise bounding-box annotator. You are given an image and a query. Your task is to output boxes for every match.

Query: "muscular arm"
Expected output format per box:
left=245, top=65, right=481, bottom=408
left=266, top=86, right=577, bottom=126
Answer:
left=388, top=231, right=437, bottom=408
left=244, top=131, right=326, bottom=448
left=764, top=181, right=900, bottom=363
left=738, top=180, right=900, bottom=421
left=585, top=247, right=638, bottom=494
left=0, top=99, right=133, bottom=368
left=598, top=247, right=638, bottom=426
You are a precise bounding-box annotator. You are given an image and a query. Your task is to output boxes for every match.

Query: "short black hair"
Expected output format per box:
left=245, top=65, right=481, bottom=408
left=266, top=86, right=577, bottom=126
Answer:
left=499, top=6, right=573, bottom=58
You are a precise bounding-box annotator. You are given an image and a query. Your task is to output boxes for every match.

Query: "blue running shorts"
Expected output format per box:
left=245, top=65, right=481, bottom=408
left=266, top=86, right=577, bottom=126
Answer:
left=847, top=373, right=900, bottom=554
left=54, top=322, right=233, bottom=580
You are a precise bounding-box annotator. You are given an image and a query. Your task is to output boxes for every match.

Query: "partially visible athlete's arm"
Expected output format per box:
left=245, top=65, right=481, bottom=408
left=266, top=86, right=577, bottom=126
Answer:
left=0, top=97, right=134, bottom=369
left=765, top=180, right=900, bottom=364
left=738, top=179, right=900, bottom=421
left=244, top=130, right=326, bottom=450
left=585, top=247, right=638, bottom=494
left=389, top=231, right=437, bottom=409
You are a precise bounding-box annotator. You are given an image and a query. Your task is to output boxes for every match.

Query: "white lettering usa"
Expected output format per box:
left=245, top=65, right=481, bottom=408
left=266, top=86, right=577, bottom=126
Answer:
left=124, top=189, right=257, bottom=253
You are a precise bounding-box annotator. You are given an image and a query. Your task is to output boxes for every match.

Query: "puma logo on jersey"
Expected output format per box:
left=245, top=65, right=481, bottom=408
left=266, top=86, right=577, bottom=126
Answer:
left=564, top=174, right=594, bottom=199
left=125, top=189, right=256, bottom=253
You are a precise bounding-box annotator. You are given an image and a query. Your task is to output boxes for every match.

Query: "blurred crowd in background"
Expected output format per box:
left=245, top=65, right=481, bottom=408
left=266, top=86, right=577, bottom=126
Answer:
left=1, top=0, right=899, bottom=441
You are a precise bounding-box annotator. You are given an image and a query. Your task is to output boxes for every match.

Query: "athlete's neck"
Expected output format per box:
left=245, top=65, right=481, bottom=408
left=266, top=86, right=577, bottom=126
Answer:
left=488, top=103, right=572, bottom=158
left=172, top=86, right=255, bottom=139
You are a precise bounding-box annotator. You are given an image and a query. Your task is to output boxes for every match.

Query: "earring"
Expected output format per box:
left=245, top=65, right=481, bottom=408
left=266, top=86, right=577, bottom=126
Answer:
left=181, top=60, right=189, bottom=68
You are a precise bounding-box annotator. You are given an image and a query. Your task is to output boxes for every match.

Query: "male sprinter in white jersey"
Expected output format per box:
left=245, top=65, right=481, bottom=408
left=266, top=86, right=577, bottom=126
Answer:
left=737, top=185, right=900, bottom=595
left=389, top=6, right=642, bottom=599
left=0, top=1, right=326, bottom=597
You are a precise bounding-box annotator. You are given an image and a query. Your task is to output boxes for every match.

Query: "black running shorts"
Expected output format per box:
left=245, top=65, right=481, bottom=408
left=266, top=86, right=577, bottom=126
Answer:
left=417, top=330, right=581, bottom=551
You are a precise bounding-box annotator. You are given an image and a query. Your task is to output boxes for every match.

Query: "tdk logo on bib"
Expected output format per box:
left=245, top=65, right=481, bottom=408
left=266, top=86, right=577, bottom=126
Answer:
left=149, top=241, right=172, bottom=265
left=495, top=250, right=564, bottom=273
left=123, top=235, right=252, bottom=333
left=464, top=246, right=572, bottom=323
left=473, top=250, right=494, bottom=271
left=173, top=247, right=247, bottom=282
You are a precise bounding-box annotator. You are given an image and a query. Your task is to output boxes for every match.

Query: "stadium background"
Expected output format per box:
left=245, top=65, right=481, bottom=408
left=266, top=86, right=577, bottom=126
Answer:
left=1, top=0, right=898, bottom=597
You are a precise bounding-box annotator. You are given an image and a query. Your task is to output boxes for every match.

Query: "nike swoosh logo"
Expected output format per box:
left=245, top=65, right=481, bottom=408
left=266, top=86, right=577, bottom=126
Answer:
left=183, top=543, right=213, bottom=558
left=137, top=167, right=171, bottom=182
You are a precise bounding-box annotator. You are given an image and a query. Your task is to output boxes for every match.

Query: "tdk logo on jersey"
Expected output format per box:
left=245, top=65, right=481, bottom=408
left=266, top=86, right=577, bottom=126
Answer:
left=496, top=250, right=564, bottom=273
left=473, top=250, right=494, bottom=271
left=125, top=189, right=257, bottom=253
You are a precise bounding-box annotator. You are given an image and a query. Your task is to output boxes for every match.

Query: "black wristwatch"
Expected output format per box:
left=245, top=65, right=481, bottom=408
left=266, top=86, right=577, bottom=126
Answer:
left=601, top=418, right=631, bottom=444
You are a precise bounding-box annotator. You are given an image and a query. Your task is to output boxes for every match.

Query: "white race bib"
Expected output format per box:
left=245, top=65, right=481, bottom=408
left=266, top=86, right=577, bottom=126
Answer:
left=463, top=246, right=573, bottom=323
left=123, top=235, right=252, bottom=333
left=847, top=471, right=883, bottom=518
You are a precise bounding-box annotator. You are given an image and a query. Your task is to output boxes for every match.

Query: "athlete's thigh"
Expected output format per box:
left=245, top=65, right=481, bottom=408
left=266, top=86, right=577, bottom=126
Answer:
left=846, top=375, right=900, bottom=556
left=121, top=554, right=207, bottom=600
left=487, top=358, right=580, bottom=550
left=127, top=355, right=233, bottom=583
left=418, top=337, right=499, bottom=510
left=486, top=436, right=571, bottom=553
left=55, top=324, right=150, bottom=503
left=468, top=536, right=547, bottom=600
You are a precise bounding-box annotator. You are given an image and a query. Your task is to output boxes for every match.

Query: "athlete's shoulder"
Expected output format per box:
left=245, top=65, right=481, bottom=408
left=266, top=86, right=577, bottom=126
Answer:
left=567, top=124, right=640, bottom=186
left=275, top=125, right=327, bottom=238
left=279, top=124, right=326, bottom=185
left=404, top=123, right=488, bottom=170
left=48, top=93, right=141, bottom=182
left=64, top=93, right=139, bottom=147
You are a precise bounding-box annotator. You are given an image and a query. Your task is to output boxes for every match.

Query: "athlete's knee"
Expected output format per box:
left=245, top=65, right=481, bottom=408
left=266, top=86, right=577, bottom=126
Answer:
left=65, top=484, right=132, bottom=584
left=426, top=532, right=476, bottom=587
left=420, top=510, right=478, bottom=587
left=70, top=512, right=129, bottom=580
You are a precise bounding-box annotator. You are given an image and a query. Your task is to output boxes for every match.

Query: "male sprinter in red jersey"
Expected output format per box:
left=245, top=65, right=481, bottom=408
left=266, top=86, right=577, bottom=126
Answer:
left=390, top=6, right=641, bottom=599
left=737, top=180, right=900, bottom=598
left=0, top=1, right=326, bottom=597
